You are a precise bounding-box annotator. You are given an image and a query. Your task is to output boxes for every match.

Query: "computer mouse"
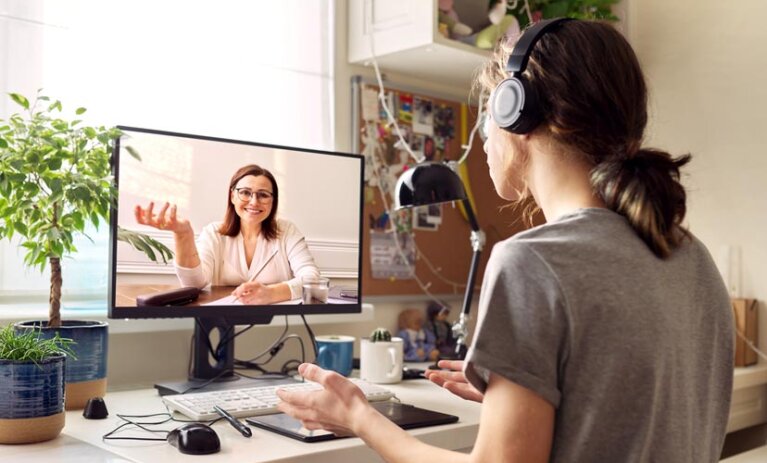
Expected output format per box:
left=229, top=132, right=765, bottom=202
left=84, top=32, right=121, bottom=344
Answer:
left=167, top=423, right=221, bottom=455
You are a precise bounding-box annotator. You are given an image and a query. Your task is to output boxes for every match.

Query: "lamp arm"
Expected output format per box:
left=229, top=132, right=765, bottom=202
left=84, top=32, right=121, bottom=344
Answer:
left=452, top=198, right=486, bottom=359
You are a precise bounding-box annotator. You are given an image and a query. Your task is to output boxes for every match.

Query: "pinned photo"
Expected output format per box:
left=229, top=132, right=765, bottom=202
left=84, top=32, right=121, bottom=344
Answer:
left=413, top=205, right=441, bottom=231
left=399, top=93, right=413, bottom=124
left=434, top=105, right=455, bottom=139
left=413, top=96, right=434, bottom=135
left=411, top=134, right=426, bottom=160
left=423, top=136, right=436, bottom=161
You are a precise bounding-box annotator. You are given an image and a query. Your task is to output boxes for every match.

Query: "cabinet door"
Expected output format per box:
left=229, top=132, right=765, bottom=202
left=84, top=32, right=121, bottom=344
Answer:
left=348, top=0, right=434, bottom=63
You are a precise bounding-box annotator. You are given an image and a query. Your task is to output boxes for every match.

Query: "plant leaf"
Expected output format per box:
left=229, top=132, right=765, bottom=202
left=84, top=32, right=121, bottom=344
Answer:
left=9, top=93, right=30, bottom=109
left=125, top=145, right=142, bottom=161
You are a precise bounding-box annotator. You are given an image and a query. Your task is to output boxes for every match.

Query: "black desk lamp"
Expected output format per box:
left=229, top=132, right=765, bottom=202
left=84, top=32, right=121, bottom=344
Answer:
left=394, top=161, right=485, bottom=359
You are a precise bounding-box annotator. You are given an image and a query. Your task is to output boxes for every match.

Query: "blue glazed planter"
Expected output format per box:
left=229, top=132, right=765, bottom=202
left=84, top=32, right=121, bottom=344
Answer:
left=14, top=320, right=108, bottom=383
left=14, top=320, right=108, bottom=409
left=0, top=354, right=66, bottom=419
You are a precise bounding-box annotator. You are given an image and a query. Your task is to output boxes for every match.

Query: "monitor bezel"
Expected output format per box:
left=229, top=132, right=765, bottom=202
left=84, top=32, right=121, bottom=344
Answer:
left=108, top=126, right=364, bottom=320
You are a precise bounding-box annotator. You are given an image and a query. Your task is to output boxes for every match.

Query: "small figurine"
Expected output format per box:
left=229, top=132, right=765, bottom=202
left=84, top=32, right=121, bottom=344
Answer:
left=397, top=308, right=438, bottom=362
left=425, top=302, right=456, bottom=358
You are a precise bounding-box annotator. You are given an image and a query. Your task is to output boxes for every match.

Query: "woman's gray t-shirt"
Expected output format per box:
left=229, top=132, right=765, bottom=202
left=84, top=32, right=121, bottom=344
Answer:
left=465, top=208, right=733, bottom=462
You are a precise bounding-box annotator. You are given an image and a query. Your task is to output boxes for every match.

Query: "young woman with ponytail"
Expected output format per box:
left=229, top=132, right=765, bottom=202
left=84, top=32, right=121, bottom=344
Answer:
left=277, top=20, right=733, bottom=463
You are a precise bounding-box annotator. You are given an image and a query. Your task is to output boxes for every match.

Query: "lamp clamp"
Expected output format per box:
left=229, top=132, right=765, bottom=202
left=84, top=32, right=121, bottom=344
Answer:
left=470, top=230, right=486, bottom=252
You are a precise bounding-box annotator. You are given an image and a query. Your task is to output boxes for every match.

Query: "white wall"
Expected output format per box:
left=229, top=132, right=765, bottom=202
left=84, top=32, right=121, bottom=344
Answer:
left=102, top=1, right=473, bottom=389
left=627, top=0, right=767, bottom=354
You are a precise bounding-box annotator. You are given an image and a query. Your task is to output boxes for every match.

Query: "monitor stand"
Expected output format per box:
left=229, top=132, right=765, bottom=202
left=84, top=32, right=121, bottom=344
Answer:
left=154, top=316, right=299, bottom=396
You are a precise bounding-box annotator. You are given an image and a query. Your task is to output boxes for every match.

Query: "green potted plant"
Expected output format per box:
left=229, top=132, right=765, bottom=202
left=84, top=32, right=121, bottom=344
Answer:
left=0, top=324, right=74, bottom=444
left=0, top=91, right=172, bottom=409
left=369, top=327, right=392, bottom=342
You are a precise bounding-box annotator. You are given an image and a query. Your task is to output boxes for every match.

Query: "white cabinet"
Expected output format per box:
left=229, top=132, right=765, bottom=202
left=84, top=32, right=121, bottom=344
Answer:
left=348, top=0, right=491, bottom=88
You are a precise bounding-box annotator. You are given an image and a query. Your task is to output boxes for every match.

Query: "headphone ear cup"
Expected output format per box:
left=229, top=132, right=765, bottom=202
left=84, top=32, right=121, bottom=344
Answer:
left=489, top=77, right=543, bottom=135
left=489, top=77, right=525, bottom=130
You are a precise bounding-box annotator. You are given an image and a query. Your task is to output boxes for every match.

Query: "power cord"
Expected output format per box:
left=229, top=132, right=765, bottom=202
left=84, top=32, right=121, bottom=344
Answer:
left=735, top=328, right=767, bottom=362
left=300, top=314, right=319, bottom=361
left=185, top=315, right=310, bottom=384
left=234, top=333, right=306, bottom=376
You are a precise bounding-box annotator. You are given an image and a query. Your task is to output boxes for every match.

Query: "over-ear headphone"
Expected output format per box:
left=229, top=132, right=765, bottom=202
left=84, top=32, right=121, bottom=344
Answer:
left=488, top=18, right=573, bottom=134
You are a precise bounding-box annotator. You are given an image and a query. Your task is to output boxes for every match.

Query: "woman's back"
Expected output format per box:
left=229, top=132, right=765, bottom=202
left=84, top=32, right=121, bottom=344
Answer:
left=468, top=207, right=733, bottom=461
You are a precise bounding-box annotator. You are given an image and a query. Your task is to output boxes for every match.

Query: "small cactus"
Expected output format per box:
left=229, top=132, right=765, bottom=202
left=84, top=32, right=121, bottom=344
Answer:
left=369, top=327, right=392, bottom=342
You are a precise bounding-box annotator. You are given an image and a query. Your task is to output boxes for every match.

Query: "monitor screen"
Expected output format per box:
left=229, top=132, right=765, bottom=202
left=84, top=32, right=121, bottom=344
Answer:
left=108, top=127, right=363, bottom=321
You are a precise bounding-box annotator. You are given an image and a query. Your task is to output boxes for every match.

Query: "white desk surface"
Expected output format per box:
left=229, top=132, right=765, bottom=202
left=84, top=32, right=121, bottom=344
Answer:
left=3, top=379, right=481, bottom=463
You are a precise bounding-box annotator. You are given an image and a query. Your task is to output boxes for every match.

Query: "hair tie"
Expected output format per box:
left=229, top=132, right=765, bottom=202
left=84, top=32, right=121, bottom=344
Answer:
left=624, top=139, right=641, bottom=158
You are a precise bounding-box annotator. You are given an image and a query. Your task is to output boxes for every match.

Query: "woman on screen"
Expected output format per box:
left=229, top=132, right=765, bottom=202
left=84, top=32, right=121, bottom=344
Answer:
left=134, top=164, right=320, bottom=304
left=275, top=19, right=733, bottom=462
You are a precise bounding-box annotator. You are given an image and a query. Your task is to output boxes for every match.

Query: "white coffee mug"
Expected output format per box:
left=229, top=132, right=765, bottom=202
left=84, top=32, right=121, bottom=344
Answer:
left=360, top=337, right=404, bottom=384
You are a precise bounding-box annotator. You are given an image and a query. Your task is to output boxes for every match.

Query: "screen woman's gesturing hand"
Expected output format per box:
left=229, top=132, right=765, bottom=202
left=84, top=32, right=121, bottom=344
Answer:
left=134, top=201, right=192, bottom=235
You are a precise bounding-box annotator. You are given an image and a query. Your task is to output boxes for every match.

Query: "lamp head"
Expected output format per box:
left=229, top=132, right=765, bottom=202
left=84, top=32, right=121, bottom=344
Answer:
left=394, top=162, right=468, bottom=209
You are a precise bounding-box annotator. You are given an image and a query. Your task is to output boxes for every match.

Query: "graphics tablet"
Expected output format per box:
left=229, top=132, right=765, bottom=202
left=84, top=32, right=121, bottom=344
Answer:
left=246, top=401, right=459, bottom=442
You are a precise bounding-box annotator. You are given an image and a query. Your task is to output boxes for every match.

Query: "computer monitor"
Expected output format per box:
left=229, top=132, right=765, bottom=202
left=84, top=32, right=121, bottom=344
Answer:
left=108, top=126, right=363, bottom=393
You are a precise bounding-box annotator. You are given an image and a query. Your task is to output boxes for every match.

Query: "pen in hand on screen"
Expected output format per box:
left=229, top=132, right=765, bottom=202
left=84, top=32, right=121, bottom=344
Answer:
left=214, top=405, right=252, bottom=438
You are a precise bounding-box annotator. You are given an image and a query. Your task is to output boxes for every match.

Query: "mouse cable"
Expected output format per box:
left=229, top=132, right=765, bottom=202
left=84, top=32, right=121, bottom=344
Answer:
left=102, top=409, right=223, bottom=441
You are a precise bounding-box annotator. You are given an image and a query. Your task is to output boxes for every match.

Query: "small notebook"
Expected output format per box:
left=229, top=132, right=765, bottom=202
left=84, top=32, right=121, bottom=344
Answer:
left=246, top=401, right=458, bottom=442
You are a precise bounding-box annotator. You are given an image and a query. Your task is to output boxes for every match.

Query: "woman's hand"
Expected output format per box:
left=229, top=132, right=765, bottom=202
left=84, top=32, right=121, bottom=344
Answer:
left=276, top=363, right=374, bottom=436
left=424, top=360, right=484, bottom=403
left=232, top=281, right=274, bottom=305
left=134, top=201, right=192, bottom=235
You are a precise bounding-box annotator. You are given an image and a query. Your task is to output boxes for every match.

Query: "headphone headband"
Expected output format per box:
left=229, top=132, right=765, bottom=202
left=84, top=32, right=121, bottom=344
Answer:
left=506, top=18, right=573, bottom=74
left=490, top=17, right=574, bottom=134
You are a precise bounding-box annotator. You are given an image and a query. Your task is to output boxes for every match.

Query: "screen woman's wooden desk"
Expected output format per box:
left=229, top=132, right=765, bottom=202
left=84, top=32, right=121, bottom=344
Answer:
left=116, top=284, right=235, bottom=307
left=4, top=379, right=481, bottom=463
left=115, top=285, right=355, bottom=307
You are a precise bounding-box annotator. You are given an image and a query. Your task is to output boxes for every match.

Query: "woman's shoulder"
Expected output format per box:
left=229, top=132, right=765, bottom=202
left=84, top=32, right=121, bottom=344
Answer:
left=490, top=208, right=639, bottom=270
left=274, top=218, right=302, bottom=236
left=200, top=222, right=228, bottom=240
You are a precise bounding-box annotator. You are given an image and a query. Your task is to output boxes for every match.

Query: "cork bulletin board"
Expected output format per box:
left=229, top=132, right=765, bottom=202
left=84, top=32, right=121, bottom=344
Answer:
left=352, top=77, right=527, bottom=297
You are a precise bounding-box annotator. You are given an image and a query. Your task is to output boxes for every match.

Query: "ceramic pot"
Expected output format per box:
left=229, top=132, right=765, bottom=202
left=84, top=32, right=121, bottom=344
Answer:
left=0, top=354, right=66, bottom=444
left=14, top=320, right=108, bottom=410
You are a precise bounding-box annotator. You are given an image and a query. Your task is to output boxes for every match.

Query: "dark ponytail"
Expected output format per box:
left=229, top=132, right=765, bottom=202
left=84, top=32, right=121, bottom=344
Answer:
left=591, top=149, right=691, bottom=258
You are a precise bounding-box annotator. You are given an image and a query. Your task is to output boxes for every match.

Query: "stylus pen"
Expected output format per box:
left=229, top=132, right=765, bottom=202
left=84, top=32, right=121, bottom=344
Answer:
left=214, top=405, right=252, bottom=438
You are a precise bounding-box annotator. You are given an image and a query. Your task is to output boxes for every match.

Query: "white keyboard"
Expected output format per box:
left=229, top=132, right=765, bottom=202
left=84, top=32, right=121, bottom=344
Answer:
left=162, top=378, right=395, bottom=421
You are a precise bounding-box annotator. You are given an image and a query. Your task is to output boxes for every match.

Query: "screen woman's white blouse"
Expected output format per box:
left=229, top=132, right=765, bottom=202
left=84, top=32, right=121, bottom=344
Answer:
left=175, top=218, right=320, bottom=300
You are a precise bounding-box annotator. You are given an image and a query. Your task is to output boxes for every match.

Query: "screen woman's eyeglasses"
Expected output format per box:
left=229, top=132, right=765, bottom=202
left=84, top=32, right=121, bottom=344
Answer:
left=233, top=188, right=274, bottom=203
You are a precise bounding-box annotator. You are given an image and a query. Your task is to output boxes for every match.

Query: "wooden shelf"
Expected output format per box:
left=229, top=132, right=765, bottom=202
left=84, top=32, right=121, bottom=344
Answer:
left=348, top=0, right=491, bottom=88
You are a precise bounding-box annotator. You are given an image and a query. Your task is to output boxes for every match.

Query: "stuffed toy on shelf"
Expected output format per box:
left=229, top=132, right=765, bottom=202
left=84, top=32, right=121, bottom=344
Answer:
left=475, top=0, right=521, bottom=49
left=438, top=0, right=473, bottom=39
